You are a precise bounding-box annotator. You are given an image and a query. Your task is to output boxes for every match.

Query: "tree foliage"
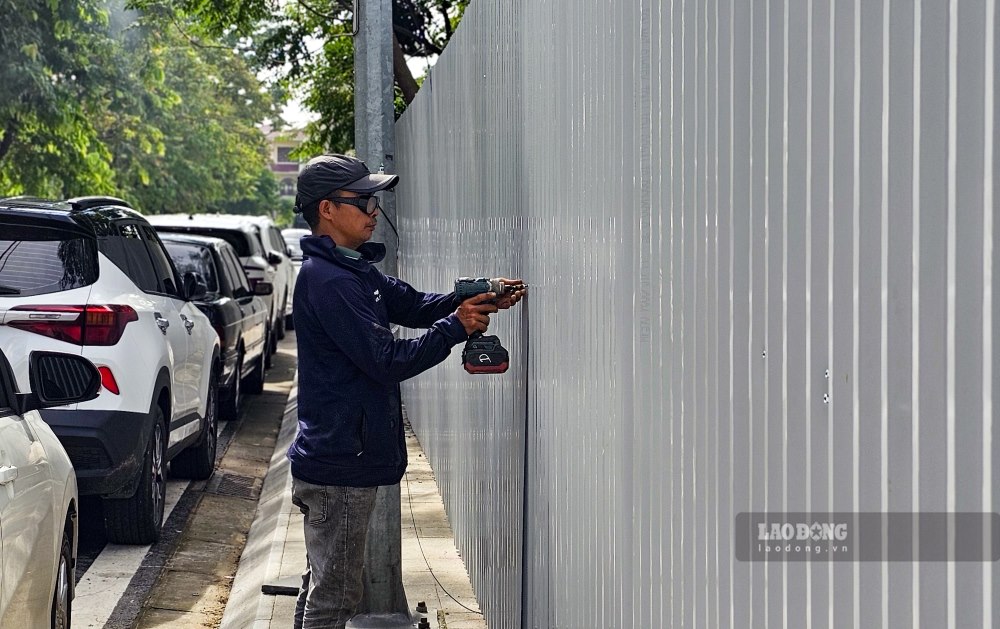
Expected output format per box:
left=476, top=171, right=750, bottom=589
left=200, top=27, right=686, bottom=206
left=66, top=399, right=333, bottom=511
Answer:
left=131, top=0, right=470, bottom=155
left=0, top=0, right=280, bottom=215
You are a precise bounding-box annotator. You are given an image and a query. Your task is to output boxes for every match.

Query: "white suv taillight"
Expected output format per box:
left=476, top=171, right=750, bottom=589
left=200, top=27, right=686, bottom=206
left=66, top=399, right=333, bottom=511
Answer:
left=7, top=305, right=139, bottom=346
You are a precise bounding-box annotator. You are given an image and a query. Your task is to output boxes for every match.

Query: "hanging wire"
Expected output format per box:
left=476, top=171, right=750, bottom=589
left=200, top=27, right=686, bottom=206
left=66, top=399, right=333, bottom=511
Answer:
left=403, top=465, right=484, bottom=616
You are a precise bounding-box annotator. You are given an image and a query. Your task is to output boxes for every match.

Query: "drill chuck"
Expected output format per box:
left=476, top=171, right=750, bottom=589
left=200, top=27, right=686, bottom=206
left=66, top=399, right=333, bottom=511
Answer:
left=455, top=277, right=524, bottom=300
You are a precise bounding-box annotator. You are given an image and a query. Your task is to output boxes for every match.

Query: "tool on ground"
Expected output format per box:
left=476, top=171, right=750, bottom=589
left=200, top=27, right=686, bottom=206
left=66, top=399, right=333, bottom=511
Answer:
left=454, top=277, right=525, bottom=374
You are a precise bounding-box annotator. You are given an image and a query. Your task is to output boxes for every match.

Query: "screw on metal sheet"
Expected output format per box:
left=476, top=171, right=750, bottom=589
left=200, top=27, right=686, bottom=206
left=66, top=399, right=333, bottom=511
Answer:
left=761, top=349, right=767, bottom=358
left=824, top=369, right=830, bottom=379
left=823, top=393, right=830, bottom=404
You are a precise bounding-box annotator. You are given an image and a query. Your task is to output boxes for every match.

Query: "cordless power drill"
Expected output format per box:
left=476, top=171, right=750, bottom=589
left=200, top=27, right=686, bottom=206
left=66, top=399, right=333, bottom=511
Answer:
left=454, top=277, right=524, bottom=374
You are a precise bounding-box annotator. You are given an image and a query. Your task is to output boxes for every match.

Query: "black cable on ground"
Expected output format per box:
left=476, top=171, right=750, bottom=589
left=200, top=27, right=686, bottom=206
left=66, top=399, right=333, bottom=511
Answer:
left=403, top=466, right=484, bottom=616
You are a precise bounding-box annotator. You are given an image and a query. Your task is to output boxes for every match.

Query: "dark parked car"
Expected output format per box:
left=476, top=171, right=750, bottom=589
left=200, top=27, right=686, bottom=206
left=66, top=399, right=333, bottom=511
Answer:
left=160, top=233, right=271, bottom=420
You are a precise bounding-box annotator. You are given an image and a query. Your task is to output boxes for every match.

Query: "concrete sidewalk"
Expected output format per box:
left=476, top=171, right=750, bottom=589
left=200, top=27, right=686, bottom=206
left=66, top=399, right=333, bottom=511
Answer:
left=221, top=382, right=487, bottom=629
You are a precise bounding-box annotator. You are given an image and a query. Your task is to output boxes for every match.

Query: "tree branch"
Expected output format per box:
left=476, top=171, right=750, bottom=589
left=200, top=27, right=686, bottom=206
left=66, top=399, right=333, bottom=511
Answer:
left=392, top=32, right=420, bottom=104
left=297, top=0, right=344, bottom=22
left=392, top=23, right=443, bottom=55
left=440, top=1, right=452, bottom=39
left=168, top=12, right=231, bottom=50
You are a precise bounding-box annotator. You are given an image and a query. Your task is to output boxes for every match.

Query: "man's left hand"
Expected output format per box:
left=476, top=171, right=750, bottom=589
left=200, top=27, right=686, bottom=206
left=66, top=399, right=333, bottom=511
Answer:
left=495, top=278, right=527, bottom=310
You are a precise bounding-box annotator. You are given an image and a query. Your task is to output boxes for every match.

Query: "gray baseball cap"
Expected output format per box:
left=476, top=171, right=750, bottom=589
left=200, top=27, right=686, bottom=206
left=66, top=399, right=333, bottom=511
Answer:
left=294, top=154, right=399, bottom=212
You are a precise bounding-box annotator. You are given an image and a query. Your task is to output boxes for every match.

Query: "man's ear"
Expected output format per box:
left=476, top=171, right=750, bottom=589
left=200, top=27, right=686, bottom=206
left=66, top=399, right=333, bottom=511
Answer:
left=317, top=199, right=334, bottom=221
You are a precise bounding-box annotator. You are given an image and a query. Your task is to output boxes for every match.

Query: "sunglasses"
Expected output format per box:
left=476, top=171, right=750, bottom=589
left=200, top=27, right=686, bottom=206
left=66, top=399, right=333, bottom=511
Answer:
left=327, top=195, right=380, bottom=216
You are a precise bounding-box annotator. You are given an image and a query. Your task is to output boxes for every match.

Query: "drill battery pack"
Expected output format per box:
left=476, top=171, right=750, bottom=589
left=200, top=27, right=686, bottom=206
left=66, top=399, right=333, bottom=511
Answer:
left=462, top=335, right=510, bottom=374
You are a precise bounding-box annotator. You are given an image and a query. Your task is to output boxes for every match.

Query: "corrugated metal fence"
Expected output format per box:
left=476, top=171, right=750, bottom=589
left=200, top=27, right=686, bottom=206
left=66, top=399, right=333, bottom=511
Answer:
left=394, top=0, right=997, bottom=627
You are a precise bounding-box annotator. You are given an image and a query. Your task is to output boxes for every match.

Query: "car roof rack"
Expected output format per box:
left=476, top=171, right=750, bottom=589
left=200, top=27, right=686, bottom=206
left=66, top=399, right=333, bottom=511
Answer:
left=66, top=196, right=133, bottom=211
left=0, top=195, right=52, bottom=203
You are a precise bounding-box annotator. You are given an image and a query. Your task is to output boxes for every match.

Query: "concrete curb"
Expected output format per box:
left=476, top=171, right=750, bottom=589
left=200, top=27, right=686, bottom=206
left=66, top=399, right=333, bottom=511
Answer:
left=220, top=376, right=299, bottom=629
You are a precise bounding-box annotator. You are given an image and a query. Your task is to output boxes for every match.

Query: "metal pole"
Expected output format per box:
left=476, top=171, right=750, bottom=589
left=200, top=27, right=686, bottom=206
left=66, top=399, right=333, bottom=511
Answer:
left=348, top=0, right=410, bottom=627
left=354, top=0, right=399, bottom=277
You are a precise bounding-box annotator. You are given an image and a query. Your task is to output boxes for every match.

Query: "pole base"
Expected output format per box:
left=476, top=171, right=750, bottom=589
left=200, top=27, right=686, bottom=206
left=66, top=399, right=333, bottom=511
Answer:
left=346, top=612, right=414, bottom=628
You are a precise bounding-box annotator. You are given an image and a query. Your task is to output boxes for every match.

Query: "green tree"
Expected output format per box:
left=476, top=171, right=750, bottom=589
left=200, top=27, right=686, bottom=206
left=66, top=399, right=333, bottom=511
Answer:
left=214, top=166, right=281, bottom=217
left=113, top=20, right=278, bottom=214
left=1, top=0, right=280, bottom=216
left=0, top=0, right=119, bottom=196
left=131, top=0, right=469, bottom=154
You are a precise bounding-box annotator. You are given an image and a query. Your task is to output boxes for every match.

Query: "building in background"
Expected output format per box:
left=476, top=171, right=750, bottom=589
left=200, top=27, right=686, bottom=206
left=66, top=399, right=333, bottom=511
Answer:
left=262, top=125, right=306, bottom=198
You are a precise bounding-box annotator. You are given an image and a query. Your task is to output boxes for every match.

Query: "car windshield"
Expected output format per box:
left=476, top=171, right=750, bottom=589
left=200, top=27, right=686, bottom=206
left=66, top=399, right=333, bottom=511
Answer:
left=0, top=225, right=99, bottom=297
left=163, top=242, right=219, bottom=293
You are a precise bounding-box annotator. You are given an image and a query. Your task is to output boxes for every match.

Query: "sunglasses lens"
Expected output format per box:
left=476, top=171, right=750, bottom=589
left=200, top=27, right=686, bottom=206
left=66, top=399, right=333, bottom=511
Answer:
left=366, top=196, right=379, bottom=214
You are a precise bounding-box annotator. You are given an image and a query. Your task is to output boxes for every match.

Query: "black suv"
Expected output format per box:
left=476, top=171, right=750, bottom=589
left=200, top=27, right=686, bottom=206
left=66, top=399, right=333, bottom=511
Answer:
left=160, top=233, right=272, bottom=420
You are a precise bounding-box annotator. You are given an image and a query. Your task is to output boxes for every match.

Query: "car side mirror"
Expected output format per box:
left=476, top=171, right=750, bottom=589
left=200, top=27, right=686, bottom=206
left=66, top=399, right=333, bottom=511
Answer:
left=183, top=271, right=208, bottom=301
left=254, top=281, right=274, bottom=296
left=267, top=250, right=283, bottom=266
left=17, top=352, right=101, bottom=414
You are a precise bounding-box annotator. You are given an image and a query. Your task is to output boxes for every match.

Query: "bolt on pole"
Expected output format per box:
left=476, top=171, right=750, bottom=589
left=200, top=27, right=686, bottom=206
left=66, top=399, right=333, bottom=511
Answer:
left=347, top=0, right=410, bottom=627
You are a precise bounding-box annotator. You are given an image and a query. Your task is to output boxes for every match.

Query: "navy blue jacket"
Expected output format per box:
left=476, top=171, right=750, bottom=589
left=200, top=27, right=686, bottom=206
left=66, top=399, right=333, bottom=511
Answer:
left=288, top=235, right=467, bottom=487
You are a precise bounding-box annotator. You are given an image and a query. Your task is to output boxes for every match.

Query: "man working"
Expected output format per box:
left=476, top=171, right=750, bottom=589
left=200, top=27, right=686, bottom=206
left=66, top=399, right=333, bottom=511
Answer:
left=289, top=154, right=525, bottom=628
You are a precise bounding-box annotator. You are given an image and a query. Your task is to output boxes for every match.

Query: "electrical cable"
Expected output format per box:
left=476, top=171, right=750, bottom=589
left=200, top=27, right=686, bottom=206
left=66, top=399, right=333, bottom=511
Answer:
left=379, top=203, right=400, bottom=243
left=403, top=464, right=484, bottom=616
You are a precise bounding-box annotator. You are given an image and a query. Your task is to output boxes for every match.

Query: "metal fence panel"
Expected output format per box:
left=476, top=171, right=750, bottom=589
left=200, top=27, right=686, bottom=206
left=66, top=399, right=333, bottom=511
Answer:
left=394, top=1, right=997, bottom=627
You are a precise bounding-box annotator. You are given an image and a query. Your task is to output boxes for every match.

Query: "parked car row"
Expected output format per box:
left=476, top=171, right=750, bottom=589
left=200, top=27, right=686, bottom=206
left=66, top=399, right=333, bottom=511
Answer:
left=147, top=214, right=296, bottom=368
left=0, top=195, right=299, bottom=626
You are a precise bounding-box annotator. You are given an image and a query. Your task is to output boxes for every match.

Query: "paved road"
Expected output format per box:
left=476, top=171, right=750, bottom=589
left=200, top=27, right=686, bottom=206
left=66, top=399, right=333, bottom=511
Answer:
left=70, top=333, right=298, bottom=629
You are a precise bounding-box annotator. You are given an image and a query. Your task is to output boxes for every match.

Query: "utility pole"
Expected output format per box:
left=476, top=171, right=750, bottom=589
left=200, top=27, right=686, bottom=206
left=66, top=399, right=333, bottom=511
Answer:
left=348, top=0, right=411, bottom=627
left=354, top=0, right=399, bottom=278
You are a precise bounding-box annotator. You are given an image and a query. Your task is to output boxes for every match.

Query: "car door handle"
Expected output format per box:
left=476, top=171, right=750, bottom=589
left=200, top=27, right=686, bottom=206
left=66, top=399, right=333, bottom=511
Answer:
left=181, top=315, right=195, bottom=334
left=154, top=312, right=170, bottom=334
left=0, top=465, right=18, bottom=485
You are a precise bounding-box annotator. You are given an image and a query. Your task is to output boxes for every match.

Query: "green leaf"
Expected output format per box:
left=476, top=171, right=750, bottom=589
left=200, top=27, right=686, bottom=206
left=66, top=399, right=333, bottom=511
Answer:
left=20, top=43, right=39, bottom=61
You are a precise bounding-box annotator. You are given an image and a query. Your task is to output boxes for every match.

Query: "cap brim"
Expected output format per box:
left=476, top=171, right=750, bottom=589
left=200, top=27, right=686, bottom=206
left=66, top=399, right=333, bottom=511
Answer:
left=342, top=173, right=399, bottom=194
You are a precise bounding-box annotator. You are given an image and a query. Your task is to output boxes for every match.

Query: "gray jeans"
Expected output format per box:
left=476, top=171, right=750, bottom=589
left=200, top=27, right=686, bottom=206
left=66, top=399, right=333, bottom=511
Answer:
left=291, top=478, right=378, bottom=629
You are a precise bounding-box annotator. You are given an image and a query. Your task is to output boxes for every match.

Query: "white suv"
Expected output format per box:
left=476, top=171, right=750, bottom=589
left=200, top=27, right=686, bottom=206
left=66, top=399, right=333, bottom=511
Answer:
left=147, top=214, right=291, bottom=367
left=0, top=197, right=221, bottom=544
left=245, top=215, right=297, bottom=332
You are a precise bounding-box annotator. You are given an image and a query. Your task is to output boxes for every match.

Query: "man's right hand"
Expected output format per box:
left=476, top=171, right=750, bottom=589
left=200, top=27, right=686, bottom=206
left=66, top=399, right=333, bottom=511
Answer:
left=456, top=292, right=499, bottom=335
